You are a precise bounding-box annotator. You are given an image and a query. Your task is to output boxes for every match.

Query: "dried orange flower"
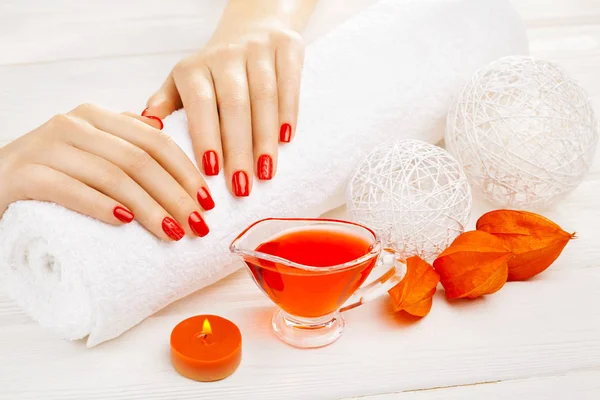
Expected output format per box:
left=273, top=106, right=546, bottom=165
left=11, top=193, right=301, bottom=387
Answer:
left=388, top=256, right=440, bottom=317
left=476, top=210, right=575, bottom=281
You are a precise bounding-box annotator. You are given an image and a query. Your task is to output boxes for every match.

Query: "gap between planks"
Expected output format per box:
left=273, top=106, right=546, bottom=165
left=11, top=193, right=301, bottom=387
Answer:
left=340, top=367, right=600, bottom=399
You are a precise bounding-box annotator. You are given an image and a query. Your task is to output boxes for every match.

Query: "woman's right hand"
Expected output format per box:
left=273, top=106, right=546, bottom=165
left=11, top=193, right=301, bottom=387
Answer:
left=0, top=103, right=214, bottom=241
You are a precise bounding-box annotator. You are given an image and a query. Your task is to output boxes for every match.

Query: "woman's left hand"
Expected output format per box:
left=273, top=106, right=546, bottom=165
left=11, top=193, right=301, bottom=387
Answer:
left=143, top=0, right=315, bottom=197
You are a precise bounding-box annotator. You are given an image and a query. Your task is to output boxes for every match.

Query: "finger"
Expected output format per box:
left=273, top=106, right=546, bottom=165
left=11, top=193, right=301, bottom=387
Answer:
left=276, top=37, right=304, bottom=143
left=247, top=42, right=278, bottom=180
left=122, top=112, right=163, bottom=130
left=15, top=163, right=133, bottom=226
left=65, top=111, right=211, bottom=238
left=173, top=64, right=222, bottom=177
left=70, top=104, right=214, bottom=212
left=144, top=73, right=182, bottom=118
left=39, top=143, right=196, bottom=241
left=212, top=64, right=253, bottom=197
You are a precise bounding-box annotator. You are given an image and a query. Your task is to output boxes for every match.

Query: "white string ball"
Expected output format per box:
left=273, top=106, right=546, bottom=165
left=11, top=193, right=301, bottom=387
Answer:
left=346, top=140, right=472, bottom=261
left=446, top=56, right=598, bottom=209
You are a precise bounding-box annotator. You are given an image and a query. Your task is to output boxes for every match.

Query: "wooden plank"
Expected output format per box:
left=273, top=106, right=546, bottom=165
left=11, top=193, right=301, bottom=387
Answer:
left=2, top=0, right=598, bottom=66
left=0, top=0, right=374, bottom=66
left=343, top=369, right=600, bottom=399
left=511, top=0, right=600, bottom=27
left=1, top=267, right=599, bottom=399
left=0, top=53, right=186, bottom=141
left=0, top=0, right=224, bottom=65
left=528, top=24, right=600, bottom=95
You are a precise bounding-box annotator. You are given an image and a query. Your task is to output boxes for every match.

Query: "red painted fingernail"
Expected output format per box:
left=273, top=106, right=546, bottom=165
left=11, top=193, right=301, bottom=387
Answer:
left=280, top=123, right=292, bottom=143
left=162, top=217, right=184, bottom=241
left=257, top=155, right=273, bottom=180
left=141, top=108, right=149, bottom=116
left=113, top=206, right=134, bottom=223
left=188, top=211, right=209, bottom=237
left=145, top=115, right=163, bottom=130
left=197, top=187, right=215, bottom=211
left=232, top=171, right=250, bottom=197
left=202, top=150, right=219, bottom=176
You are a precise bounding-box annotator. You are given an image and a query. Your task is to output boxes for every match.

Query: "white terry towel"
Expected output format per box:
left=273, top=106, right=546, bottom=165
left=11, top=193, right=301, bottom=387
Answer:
left=0, top=0, right=528, bottom=346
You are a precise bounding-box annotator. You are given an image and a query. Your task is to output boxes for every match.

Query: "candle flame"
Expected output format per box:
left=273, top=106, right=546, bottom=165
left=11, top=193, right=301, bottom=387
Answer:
left=201, top=318, right=212, bottom=335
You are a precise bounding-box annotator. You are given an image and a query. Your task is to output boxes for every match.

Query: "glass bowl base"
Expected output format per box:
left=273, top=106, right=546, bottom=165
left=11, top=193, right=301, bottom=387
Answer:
left=271, top=309, right=345, bottom=348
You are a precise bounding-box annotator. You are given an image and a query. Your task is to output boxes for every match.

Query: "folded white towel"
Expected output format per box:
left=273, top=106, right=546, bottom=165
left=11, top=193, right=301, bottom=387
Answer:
left=0, top=0, right=527, bottom=346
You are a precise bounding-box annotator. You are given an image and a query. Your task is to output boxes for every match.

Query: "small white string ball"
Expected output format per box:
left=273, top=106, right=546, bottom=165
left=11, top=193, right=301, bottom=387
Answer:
left=446, top=56, right=598, bottom=209
left=346, top=140, right=472, bottom=261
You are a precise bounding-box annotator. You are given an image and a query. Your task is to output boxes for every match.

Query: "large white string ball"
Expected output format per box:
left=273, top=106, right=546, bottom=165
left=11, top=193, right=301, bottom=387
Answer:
left=346, top=140, right=472, bottom=261
left=446, top=56, right=598, bottom=209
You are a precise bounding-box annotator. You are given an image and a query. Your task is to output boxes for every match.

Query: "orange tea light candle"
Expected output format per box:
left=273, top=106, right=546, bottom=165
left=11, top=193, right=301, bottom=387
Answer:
left=170, top=315, right=242, bottom=382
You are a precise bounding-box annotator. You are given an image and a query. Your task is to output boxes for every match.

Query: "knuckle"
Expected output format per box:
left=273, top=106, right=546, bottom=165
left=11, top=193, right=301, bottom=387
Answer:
left=96, top=163, right=124, bottom=192
left=154, top=130, right=174, bottom=147
left=278, top=75, right=299, bottom=89
left=0, top=153, right=18, bottom=187
left=49, top=113, right=70, bottom=126
left=210, top=44, right=244, bottom=61
left=225, top=147, right=250, bottom=164
left=72, top=102, right=99, bottom=116
left=143, top=127, right=174, bottom=148
left=218, top=93, right=248, bottom=113
left=186, top=92, right=214, bottom=107
left=39, top=114, right=77, bottom=142
left=47, top=113, right=76, bottom=131
left=173, top=59, right=194, bottom=79
left=250, top=81, right=277, bottom=102
left=125, top=147, right=153, bottom=172
left=275, top=30, right=303, bottom=48
left=245, top=36, right=269, bottom=51
left=175, top=194, right=190, bottom=209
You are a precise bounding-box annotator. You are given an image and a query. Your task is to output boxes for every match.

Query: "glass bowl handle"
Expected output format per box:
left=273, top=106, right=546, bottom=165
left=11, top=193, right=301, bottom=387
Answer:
left=339, top=248, right=406, bottom=313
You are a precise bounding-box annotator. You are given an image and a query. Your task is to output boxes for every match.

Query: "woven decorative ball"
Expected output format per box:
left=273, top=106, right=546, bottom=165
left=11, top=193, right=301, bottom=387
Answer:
left=346, top=140, right=472, bottom=261
left=446, top=56, right=598, bottom=208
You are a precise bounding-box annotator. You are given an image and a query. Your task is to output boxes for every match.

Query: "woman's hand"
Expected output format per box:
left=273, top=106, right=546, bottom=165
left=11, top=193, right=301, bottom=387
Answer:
left=143, top=0, right=317, bottom=197
left=0, top=104, right=214, bottom=241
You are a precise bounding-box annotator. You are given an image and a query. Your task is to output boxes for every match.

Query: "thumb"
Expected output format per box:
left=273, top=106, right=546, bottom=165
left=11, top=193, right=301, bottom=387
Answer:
left=143, top=73, right=183, bottom=119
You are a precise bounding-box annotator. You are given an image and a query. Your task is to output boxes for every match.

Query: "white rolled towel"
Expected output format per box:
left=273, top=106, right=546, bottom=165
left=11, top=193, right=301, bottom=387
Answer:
left=0, top=0, right=527, bottom=346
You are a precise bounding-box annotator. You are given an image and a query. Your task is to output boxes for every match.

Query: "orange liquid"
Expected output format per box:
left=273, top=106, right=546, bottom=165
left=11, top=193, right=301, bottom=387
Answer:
left=247, top=228, right=377, bottom=318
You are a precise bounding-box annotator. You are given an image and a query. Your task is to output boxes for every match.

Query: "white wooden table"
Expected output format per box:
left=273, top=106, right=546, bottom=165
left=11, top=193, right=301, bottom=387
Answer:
left=1, top=1, right=600, bottom=398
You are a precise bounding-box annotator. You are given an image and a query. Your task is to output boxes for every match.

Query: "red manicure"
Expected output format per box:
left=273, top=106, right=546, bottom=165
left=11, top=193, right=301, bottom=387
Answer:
left=113, top=206, right=134, bottom=223
left=145, top=115, right=163, bottom=130
left=188, top=211, right=210, bottom=237
left=232, top=171, right=250, bottom=197
left=162, top=217, right=185, bottom=241
left=257, top=155, right=273, bottom=180
left=141, top=108, right=163, bottom=129
left=197, top=187, right=215, bottom=211
left=202, top=150, right=219, bottom=176
left=280, top=123, right=292, bottom=143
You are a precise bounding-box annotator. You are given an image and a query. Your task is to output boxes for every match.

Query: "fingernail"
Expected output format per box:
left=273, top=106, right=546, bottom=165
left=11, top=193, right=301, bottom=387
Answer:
left=280, top=123, right=292, bottom=143
left=197, top=187, right=215, bottom=211
left=162, top=217, right=185, bottom=241
left=113, top=206, right=134, bottom=223
left=141, top=108, right=164, bottom=130
left=188, top=211, right=209, bottom=237
left=257, top=155, right=273, bottom=180
left=232, top=171, right=250, bottom=197
left=145, top=115, right=164, bottom=130
left=202, top=150, right=219, bottom=176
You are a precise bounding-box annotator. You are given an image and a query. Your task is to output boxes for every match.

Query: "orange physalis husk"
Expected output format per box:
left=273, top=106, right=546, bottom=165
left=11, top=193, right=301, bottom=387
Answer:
left=476, top=210, right=576, bottom=281
left=433, top=231, right=513, bottom=300
left=388, top=256, right=440, bottom=317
